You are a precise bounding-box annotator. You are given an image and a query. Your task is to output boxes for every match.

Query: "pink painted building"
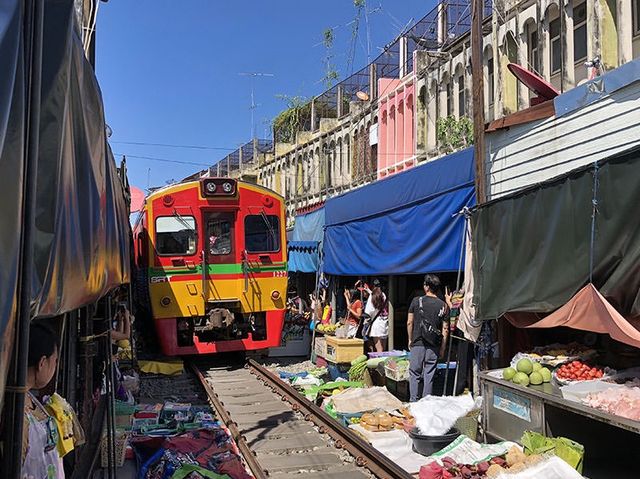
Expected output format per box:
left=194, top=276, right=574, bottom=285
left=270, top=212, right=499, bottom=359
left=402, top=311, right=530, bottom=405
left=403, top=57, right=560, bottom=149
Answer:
left=377, top=77, right=416, bottom=179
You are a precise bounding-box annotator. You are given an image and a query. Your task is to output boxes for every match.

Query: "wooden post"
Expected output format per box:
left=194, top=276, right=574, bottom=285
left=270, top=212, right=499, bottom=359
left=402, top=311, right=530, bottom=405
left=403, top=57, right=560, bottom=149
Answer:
left=387, top=275, right=395, bottom=350
left=471, top=0, right=486, bottom=204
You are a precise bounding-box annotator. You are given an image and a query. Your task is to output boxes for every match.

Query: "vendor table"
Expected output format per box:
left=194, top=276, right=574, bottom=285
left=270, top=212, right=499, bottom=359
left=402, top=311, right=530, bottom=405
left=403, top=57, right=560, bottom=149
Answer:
left=479, top=369, right=640, bottom=479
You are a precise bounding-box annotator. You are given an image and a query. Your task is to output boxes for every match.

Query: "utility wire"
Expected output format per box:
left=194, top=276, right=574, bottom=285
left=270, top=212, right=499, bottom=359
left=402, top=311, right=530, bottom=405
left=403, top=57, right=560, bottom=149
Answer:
left=110, top=141, right=236, bottom=151
left=114, top=153, right=213, bottom=167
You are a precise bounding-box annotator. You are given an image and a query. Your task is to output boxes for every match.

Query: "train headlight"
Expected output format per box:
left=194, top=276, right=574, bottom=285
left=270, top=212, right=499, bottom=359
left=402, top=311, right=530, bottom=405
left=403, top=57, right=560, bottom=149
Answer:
left=160, top=296, right=172, bottom=307
left=205, top=182, right=217, bottom=194
left=222, top=182, right=233, bottom=193
left=271, top=290, right=281, bottom=301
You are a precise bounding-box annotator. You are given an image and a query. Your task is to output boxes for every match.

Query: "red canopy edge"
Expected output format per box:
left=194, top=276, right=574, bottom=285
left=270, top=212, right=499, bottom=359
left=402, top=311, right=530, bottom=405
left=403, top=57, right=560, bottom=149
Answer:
left=505, top=284, right=640, bottom=349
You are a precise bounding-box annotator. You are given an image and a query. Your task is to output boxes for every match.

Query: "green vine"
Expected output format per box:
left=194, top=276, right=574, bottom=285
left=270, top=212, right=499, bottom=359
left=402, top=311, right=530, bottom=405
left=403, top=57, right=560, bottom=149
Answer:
left=272, top=95, right=311, bottom=143
left=436, top=116, right=474, bottom=153
left=322, top=27, right=339, bottom=88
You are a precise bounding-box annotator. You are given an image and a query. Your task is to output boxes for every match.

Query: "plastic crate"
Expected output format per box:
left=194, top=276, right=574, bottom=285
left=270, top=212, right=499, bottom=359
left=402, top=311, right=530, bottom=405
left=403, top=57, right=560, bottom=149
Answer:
left=384, top=363, right=409, bottom=381
left=324, top=337, right=364, bottom=364
left=385, top=377, right=410, bottom=402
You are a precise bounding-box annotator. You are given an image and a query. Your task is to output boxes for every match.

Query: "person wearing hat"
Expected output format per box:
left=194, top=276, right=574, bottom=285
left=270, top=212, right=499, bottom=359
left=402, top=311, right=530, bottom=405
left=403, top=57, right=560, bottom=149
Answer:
left=406, top=274, right=451, bottom=401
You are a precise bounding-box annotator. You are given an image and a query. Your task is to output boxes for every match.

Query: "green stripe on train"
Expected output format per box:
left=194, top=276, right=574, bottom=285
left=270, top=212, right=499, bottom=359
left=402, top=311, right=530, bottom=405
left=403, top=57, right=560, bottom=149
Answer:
left=149, top=262, right=287, bottom=278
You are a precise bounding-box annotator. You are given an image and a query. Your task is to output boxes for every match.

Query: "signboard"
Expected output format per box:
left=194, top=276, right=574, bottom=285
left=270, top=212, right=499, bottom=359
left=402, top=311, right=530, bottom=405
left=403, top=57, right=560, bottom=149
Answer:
left=493, top=387, right=532, bottom=422
left=369, top=123, right=378, bottom=146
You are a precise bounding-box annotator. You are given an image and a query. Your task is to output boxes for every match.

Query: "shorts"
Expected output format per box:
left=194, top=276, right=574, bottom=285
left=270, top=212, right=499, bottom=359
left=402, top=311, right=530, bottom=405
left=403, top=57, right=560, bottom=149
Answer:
left=370, top=316, right=388, bottom=338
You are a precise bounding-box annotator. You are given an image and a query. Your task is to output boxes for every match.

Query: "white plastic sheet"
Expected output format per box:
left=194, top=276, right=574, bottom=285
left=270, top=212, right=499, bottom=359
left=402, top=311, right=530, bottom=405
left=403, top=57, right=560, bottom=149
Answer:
left=409, top=394, right=481, bottom=435
left=349, top=424, right=427, bottom=474
left=494, top=456, right=583, bottom=479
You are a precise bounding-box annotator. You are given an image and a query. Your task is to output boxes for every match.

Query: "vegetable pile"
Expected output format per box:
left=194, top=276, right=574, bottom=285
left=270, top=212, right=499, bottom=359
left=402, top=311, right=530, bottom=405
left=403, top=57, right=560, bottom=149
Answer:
left=348, top=355, right=368, bottom=381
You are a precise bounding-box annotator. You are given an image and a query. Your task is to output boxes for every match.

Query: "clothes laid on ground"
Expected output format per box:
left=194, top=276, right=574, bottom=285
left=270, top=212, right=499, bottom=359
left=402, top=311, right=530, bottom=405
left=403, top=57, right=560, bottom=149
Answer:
left=135, top=428, right=250, bottom=479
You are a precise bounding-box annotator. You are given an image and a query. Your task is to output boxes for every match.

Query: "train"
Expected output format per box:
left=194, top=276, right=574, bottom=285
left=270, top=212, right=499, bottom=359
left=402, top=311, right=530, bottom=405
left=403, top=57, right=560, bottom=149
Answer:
left=133, top=177, right=288, bottom=356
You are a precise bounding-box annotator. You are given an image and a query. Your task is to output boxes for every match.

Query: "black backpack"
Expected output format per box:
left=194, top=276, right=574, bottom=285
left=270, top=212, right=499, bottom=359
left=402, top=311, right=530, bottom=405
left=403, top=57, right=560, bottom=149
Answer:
left=417, top=296, right=444, bottom=347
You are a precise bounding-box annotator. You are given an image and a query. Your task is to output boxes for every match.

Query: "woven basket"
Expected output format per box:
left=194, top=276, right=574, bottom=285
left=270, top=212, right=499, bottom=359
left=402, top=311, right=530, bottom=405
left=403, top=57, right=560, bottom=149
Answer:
left=100, top=431, right=129, bottom=468
left=455, top=409, right=480, bottom=440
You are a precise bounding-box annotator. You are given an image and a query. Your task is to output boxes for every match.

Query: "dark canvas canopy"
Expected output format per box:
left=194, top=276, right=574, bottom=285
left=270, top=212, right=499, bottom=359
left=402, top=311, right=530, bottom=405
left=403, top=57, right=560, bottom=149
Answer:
left=0, top=0, right=131, bottom=402
left=471, top=147, right=640, bottom=320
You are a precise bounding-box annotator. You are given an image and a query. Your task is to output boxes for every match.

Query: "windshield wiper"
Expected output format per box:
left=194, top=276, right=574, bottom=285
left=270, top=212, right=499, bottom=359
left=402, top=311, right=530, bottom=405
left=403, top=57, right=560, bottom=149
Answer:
left=260, top=210, right=277, bottom=245
left=173, top=209, right=195, bottom=232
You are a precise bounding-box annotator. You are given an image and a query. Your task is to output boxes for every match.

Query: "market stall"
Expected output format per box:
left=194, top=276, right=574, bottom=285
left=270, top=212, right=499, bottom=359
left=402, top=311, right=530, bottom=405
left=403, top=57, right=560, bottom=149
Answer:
left=467, top=146, right=640, bottom=477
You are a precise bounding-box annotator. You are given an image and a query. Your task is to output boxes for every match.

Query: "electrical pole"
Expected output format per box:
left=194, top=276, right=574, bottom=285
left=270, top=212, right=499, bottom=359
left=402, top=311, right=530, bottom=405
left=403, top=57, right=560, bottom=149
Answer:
left=239, top=72, right=274, bottom=139
left=471, top=0, right=486, bottom=204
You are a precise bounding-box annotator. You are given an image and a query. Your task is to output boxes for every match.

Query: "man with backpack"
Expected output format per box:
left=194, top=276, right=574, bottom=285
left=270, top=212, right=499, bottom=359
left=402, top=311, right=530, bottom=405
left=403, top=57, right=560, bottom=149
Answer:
left=407, top=274, right=451, bottom=402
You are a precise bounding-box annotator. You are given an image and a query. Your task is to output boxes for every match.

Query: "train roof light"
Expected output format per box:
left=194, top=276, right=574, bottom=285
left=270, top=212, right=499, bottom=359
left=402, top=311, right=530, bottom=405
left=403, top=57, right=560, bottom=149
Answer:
left=201, top=178, right=237, bottom=197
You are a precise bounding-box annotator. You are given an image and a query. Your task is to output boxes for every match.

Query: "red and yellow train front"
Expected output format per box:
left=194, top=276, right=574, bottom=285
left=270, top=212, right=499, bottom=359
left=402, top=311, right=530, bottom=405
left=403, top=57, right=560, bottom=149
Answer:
left=145, top=178, right=287, bottom=355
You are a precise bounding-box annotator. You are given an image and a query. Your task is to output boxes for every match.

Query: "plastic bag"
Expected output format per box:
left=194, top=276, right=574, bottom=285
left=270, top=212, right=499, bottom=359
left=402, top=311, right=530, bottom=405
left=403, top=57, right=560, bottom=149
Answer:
left=409, top=394, right=480, bottom=436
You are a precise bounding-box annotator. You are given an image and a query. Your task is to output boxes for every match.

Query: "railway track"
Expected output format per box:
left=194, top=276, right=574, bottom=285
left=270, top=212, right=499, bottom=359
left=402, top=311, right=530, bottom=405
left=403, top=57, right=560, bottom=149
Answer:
left=191, top=359, right=413, bottom=479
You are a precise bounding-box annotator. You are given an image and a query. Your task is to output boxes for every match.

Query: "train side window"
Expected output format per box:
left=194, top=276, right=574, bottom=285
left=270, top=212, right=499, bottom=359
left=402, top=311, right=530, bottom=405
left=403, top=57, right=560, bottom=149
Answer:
left=244, top=215, right=280, bottom=253
left=208, top=219, right=232, bottom=255
left=155, top=216, right=197, bottom=256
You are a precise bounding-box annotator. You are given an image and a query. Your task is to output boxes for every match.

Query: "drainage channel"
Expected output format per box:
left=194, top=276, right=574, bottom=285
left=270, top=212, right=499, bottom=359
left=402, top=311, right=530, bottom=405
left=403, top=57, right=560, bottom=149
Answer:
left=191, top=359, right=413, bottom=479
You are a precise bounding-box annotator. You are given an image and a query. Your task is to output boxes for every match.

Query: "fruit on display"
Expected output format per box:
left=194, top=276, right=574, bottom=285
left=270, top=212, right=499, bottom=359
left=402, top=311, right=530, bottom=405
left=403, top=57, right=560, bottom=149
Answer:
left=516, top=358, right=533, bottom=375
left=529, top=371, right=543, bottom=385
left=556, top=360, right=604, bottom=382
left=502, top=367, right=516, bottom=381
left=503, top=359, right=551, bottom=388
left=513, top=372, right=530, bottom=386
left=316, top=323, right=338, bottom=335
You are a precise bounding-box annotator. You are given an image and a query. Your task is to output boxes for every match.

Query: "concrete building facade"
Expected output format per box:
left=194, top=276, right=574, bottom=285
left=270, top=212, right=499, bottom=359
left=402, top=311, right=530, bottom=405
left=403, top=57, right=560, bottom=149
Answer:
left=257, top=0, right=640, bottom=225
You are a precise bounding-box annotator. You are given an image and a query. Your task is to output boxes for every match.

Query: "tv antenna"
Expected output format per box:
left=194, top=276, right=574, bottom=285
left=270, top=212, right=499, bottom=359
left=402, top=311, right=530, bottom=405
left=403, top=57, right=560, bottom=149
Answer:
left=239, top=72, right=275, bottom=139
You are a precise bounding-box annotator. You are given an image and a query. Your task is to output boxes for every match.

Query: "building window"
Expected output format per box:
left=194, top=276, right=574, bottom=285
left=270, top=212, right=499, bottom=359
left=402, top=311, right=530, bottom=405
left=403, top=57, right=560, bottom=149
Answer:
left=244, top=215, right=280, bottom=253
left=487, top=57, right=494, bottom=106
left=155, top=216, right=197, bottom=256
left=634, top=0, right=640, bottom=35
left=458, top=75, right=465, bottom=117
left=446, top=82, right=453, bottom=117
left=574, top=2, right=587, bottom=62
left=529, top=29, right=539, bottom=72
left=550, top=17, right=561, bottom=73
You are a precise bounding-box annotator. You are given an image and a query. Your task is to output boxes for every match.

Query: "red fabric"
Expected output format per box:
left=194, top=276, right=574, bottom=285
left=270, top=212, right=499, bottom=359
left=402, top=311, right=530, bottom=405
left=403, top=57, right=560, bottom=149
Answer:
left=347, top=300, right=362, bottom=326
left=505, top=283, right=640, bottom=348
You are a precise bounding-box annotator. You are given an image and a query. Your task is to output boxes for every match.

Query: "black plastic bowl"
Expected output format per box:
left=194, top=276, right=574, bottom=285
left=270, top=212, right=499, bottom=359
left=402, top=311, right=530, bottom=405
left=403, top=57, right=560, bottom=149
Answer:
left=407, top=427, right=461, bottom=456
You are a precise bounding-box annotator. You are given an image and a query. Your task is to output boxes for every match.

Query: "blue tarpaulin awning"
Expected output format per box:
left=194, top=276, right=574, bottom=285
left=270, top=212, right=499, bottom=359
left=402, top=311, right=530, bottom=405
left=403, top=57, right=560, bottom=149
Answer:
left=288, top=241, right=320, bottom=273
left=288, top=208, right=325, bottom=273
left=323, top=148, right=475, bottom=276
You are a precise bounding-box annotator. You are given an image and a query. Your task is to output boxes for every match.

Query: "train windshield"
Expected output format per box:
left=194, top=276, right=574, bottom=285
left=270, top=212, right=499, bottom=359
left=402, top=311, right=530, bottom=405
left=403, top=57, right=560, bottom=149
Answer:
left=208, top=217, right=232, bottom=255
left=244, top=214, right=280, bottom=253
left=155, top=216, right=197, bottom=255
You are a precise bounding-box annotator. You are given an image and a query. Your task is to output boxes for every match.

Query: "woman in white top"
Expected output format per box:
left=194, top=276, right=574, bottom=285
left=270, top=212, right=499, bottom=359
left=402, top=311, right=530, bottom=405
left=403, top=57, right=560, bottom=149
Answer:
left=364, top=282, right=388, bottom=352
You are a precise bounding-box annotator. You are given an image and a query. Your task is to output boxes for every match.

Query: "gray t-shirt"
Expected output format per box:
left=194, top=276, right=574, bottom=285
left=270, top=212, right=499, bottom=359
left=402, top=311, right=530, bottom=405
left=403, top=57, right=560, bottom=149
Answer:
left=408, top=295, right=447, bottom=346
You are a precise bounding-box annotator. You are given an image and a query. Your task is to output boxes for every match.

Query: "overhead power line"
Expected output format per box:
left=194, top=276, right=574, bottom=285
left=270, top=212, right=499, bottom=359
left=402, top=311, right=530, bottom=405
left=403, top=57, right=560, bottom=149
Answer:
left=114, top=153, right=212, bottom=167
left=110, top=141, right=236, bottom=151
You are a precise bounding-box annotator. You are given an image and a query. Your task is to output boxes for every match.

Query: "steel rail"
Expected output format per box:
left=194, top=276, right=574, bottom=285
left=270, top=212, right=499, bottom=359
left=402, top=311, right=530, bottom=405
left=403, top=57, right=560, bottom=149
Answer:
left=246, top=359, right=414, bottom=479
left=190, top=364, right=268, bottom=479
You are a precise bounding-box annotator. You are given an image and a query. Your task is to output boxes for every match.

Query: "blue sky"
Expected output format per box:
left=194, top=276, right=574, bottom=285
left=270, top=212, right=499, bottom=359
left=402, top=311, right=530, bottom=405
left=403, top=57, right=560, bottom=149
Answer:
left=97, top=1, right=435, bottom=191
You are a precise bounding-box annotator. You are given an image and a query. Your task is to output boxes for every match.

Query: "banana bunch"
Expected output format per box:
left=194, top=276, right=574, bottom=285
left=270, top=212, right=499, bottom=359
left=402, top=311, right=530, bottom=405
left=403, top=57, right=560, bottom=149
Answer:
left=317, top=323, right=338, bottom=335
